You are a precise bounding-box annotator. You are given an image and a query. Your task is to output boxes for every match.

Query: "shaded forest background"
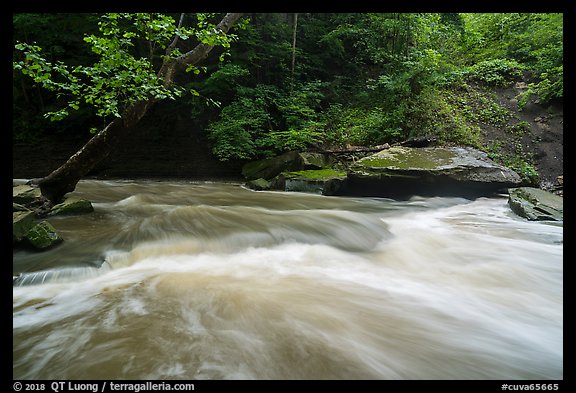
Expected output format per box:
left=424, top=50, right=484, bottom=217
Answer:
left=13, top=13, right=563, bottom=185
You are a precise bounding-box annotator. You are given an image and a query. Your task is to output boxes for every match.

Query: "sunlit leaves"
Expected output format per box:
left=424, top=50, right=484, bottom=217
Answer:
left=13, top=13, right=239, bottom=123
left=185, top=65, right=207, bottom=75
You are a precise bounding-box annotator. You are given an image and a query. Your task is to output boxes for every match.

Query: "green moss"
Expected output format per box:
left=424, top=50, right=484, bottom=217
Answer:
left=48, top=198, right=94, bottom=216
left=13, top=211, right=35, bottom=243
left=358, top=148, right=456, bottom=169
left=246, top=178, right=271, bottom=191
left=284, top=168, right=347, bottom=180
left=24, top=221, right=63, bottom=249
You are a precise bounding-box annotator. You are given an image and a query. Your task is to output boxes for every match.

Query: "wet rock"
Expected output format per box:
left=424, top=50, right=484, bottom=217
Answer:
left=13, top=210, right=35, bottom=243
left=23, top=221, right=64, bottom=250
left=246, top=178, right=273, bottom=191
left=346, top=146, right=522, bottom=198
left=241, top=151, right=304, bottom=181
left=13, top=203, right=31, bottom=212
left=508, top=187, right=563, bottom=221
left=242, top=151, right=334, bottom=181
left=300, top=152, right=332, bottom=169
left=13, top=184, right=42, bottom=205
left=47, top=197, right=94, bottom=216
left=281, top=169, right=348, bottom=196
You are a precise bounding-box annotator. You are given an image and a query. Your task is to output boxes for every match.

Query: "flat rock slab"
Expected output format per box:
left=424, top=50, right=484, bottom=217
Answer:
left=13, top=184, right=42, bottom=204
left=346, top=146, right=522, bottom=198
left=508, top=187, right=563, bottom=221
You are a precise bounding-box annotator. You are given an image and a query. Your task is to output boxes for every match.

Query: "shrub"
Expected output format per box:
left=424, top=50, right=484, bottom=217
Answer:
left=468, top=59, right=525, bottom=87
left=517, top=65, right=563, bottom=109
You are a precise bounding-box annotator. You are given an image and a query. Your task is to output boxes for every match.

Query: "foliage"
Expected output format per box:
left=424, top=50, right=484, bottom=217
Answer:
left=517, top=65, right=563, bottom=109
left=467, top=58, right=525, bottom=87
left=207, top=84, right=277, bottom=160
left=13, top=13, right=239, bottom=129
left=13, top=12, right=563, bottom=176
left=485, top=141, right=539, bottom=186
left=320, top=104, right=405, bottom=147
left=264, top=127, right=324, bottom=152
left=405, top=86, right=482, bottom=147
left=208, top=81, right=327, bottom=160
left=461, top=13, right=562, bottom=104
left=12, top=14, right=101, bottom=140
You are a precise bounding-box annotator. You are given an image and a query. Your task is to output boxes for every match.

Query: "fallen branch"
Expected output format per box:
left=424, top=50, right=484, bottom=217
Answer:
left=313, top=143, right=391, bottom=154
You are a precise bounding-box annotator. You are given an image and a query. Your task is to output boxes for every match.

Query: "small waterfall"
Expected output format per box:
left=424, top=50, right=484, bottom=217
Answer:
left=13, top=264, right=111, bottom=286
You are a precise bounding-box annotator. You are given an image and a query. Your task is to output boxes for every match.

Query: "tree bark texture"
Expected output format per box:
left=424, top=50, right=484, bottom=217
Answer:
left=291, top=13, right=298, bottom=76
left=37, top=13, right=244, bottom=204
left=37, top=99, right=155, bottom=202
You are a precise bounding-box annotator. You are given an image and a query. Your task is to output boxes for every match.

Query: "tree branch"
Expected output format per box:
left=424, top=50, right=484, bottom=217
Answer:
left=160, top=13, right=243, bottom=83
left=159, top=13, right=243, bottom=86
left=37, top=12, right=245, bottom=204
left=165, top=13, right=185, bottom=58
left=177, top=12, right=243, bottom=67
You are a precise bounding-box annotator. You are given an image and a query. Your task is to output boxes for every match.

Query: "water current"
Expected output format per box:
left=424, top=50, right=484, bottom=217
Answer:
left=13, top=179, right=563, bottom=380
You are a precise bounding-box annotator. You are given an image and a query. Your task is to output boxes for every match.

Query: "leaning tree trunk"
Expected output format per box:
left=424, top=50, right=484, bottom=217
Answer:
left=36, top=12, right=243, bottom=205
left=37, top=100, right=155, bottom=203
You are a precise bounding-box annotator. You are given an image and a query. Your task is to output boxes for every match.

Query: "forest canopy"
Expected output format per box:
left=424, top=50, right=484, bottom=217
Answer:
left=13, top=13, right=563, bottom=161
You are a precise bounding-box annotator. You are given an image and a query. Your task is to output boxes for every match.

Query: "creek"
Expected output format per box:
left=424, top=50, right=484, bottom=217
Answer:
left=13, top=179, right=563, bottom=379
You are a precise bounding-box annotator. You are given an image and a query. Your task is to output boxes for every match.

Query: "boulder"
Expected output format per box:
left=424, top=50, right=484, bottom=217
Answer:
left=13, top=210, right=35, bottom=243
left=241, top=151, right=333, bottom=181
left=23, top=221, right=64, bottom=250
left=346, top=146, right=522, bottom=198
left=246, top=178, right=273, bottom=191
left=508, top=187, right=563, bottom=221
left=241, top=151, right=304, bottom=180
left=281, top=169, right=348, bottom=196
left=47, top=197, right=94, bottom=217
left=299, top=152, right=332, bottom=169
left=13, top=184, right=42, bottom=205
left=13, top=202, right=31, bottom=212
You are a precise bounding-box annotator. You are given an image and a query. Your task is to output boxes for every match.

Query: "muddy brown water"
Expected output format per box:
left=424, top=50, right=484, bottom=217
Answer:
left=13, top=179, right=563, bottom=380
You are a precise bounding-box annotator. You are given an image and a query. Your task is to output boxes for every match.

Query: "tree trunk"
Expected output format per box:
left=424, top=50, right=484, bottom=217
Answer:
left=291, top=13, right=298, bottom=76
left=36, top=12, right=243, bottom=204
left=36, top=99, right=155, bottom=202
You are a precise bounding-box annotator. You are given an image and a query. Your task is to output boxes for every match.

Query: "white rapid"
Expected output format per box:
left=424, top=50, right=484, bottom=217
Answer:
left=13, top=180, right=563, bottom=380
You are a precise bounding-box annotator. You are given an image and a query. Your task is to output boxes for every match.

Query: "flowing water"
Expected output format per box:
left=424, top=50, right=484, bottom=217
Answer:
left=12, top=179, right=563, bottom=380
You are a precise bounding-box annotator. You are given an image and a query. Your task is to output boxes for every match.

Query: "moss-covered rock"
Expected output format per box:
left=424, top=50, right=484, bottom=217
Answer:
left=246, top=178, right=273, bottom=191
left=241, top=151, right=334, bottom=181
left=282, top=169, right=348, bottom=195
left=508, top=187, right=563, bottom=221
left=356, top=146, right=456, bottom=169
left=47, top=197, right=94, bottom=216
left=347, top=146, right=522, bottom=198
left=241, top=151, right=304, bottom=180
left=23, top=221, right=64, bottom=250
left=284, top=169, right=347, bottom=180
left=13, top=210, right=35, bottom=243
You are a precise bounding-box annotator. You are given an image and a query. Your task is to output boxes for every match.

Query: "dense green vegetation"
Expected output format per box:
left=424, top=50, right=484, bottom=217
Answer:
left=13, top=13, right=563, bottom=171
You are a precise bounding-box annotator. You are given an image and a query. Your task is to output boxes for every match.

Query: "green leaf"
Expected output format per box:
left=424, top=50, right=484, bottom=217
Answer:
left=14, top=12, right=244, bottom=124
